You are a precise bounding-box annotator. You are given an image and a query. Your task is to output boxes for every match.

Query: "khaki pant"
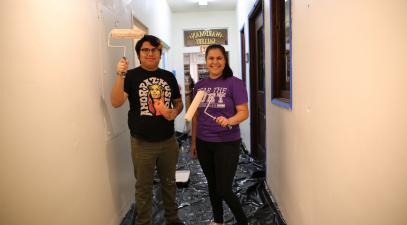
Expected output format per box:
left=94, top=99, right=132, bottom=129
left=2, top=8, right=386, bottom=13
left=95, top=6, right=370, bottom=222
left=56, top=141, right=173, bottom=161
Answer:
left=130, top=135, right=180, bottom=225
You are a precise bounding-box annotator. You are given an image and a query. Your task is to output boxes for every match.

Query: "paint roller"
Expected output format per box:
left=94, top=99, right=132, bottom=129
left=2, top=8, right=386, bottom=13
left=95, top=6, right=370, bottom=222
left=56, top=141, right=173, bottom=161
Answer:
left=185, top=90, right=232, bottom=130
left=185, top=90, right=205, bottom=121
left=107, top=29, right=144, bottom=58
left=204, top=94, right=232, bottom=130
left=107, top=29, right=144, bottom=76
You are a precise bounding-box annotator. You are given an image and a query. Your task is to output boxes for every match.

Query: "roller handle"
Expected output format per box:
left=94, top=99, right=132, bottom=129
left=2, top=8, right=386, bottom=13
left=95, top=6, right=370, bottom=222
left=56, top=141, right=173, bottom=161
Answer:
left=119, top=56, right=127, bottom=77
left=213, top=118, right=233, bottom=130
left=205, top=112, right=232, bottom=130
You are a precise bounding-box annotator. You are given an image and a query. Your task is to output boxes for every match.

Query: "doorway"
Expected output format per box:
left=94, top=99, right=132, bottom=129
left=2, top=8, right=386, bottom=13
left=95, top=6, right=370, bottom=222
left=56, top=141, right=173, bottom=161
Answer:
left=183, top=53, right=207, bottom=133
left=249, top=0, right=266, bottom=162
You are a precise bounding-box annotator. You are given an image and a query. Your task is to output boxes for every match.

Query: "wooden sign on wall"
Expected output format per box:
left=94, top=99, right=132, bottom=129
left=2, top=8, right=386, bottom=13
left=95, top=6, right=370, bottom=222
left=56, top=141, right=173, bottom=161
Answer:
left=184, top=29, right=228, bottom=47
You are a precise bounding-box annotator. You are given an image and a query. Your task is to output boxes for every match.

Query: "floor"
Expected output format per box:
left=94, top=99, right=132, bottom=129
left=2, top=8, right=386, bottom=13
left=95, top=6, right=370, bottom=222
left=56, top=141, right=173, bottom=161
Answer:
left=120, top=133, right=286, bottom=225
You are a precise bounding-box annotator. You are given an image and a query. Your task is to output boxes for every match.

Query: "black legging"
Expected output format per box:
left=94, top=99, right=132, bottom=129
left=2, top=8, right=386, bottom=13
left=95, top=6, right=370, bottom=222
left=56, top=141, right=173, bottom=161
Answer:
left=196, top=138, right=248, bottom=225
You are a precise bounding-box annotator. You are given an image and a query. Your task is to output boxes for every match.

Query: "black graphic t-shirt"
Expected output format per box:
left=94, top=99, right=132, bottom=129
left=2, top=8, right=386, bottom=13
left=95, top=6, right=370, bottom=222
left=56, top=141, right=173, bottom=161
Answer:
left=124, top=67, right=181, bottom=142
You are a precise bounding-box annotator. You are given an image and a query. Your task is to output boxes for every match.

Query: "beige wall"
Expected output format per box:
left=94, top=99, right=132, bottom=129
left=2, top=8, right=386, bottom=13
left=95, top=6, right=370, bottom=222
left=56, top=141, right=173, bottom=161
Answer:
left=267, top=1, right=407, bottom=225
left=0, top=0, right=172, bottom=225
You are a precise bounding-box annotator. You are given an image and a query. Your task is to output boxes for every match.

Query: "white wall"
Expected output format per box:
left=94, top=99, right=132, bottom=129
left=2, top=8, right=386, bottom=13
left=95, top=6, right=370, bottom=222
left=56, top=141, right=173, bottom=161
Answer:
left=0, top=0, right=172, bottom=225
left=237, top=0, right=407, bottom=225
left=122, top=0, right=172, bottom=45
left=264, top=1, right=407, bottom=225
left=169, top=11, right=249, bottom=144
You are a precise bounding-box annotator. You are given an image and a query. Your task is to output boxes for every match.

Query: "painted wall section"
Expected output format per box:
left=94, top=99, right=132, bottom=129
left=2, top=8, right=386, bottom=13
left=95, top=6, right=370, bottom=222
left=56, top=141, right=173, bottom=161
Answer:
left=0, top=0, right=172, bottom=225
left=267, top=1, right=407, bottom=225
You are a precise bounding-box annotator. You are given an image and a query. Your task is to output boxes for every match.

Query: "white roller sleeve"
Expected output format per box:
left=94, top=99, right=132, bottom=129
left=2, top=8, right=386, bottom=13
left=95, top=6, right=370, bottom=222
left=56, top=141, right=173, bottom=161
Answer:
left=111, top=29, right=144, bottom=39
left=184, top=90, right=205, bottom=121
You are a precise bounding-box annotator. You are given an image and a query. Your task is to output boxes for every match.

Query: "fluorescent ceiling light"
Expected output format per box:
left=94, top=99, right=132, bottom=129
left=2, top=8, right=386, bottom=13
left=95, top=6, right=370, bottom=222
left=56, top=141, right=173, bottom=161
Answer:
left=198, top=0, right=208, bottom=6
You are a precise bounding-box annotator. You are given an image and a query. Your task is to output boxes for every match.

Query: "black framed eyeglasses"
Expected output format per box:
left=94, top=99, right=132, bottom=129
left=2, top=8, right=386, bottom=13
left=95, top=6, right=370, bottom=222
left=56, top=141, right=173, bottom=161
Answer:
left=140, top=48, right=160, bottom=54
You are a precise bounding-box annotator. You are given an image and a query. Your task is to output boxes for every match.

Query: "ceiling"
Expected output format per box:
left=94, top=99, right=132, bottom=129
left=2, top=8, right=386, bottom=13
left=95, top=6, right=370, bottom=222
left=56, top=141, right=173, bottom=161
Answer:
left=166, top=0, right=237, bottom=13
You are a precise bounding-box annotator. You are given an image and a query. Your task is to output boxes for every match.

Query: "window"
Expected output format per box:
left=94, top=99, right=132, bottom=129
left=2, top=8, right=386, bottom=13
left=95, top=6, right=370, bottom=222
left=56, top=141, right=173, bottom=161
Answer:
left=271, top=0, right=292, bottom=109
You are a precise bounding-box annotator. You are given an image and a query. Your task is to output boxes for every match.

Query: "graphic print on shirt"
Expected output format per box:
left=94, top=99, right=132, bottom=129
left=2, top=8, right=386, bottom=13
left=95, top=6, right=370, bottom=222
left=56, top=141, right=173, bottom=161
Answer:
left=139, top=77, right=172, bottom=116
left=199, top=87, right=227, bottom=109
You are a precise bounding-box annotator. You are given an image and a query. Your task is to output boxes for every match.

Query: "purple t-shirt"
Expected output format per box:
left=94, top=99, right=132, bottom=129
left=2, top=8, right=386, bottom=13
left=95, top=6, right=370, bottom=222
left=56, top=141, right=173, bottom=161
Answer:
left=193, top=76, right=248, bottom=142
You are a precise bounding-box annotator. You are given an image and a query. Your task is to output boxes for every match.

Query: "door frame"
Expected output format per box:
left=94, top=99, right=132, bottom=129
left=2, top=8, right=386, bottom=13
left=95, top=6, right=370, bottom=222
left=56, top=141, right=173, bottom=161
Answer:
left=240, top=26, right=247, bottom=83
left=248, top=0, right=265, bottom=162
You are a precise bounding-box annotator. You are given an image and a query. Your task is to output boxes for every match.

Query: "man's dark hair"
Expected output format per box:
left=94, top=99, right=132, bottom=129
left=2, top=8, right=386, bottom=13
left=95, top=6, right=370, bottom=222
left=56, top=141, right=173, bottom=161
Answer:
left=135, top=35, right=163, bottom=56
left=205, top=44, right=233, bottom=79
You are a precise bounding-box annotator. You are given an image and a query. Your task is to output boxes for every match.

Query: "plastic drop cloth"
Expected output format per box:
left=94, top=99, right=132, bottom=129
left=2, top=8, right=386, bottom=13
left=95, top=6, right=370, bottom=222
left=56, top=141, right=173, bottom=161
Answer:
left=120, top=133, right=286, bottom=225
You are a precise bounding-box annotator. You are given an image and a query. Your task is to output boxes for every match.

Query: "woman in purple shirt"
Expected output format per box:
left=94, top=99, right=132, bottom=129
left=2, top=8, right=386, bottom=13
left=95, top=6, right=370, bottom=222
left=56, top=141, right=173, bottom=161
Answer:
left=191, top=44, right=249, bottom=225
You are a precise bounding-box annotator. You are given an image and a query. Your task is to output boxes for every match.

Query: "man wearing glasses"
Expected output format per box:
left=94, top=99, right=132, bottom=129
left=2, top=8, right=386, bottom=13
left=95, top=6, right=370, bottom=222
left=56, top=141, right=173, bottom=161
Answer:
left=111, top=35, right=184, bottom=225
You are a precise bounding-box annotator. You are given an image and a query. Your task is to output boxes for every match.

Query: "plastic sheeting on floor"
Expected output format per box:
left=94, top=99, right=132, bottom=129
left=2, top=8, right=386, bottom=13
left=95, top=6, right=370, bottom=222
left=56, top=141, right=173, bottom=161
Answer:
left=120, top=133, right=286, bottom=225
